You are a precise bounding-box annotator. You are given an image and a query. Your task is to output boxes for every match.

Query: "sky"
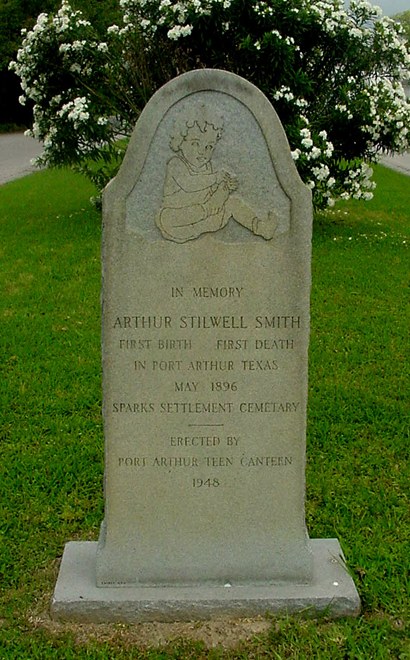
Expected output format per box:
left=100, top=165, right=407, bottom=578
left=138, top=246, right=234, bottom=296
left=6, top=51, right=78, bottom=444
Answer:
left=346, top=0, right=410, bottom=15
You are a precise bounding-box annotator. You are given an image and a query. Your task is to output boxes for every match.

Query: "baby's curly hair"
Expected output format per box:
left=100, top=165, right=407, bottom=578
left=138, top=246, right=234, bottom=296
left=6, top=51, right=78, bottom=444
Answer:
left=170, top=110, right=224, bottom=152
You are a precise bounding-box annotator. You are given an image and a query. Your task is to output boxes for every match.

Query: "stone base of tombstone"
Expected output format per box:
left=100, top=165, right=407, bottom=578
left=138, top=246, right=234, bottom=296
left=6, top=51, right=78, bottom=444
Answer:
left=51, top=539, right=360, bottom=622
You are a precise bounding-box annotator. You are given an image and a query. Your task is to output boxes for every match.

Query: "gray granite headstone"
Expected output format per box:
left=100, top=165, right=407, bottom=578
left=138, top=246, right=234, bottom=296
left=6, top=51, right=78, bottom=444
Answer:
left=51, top=69, right=360, bottom=621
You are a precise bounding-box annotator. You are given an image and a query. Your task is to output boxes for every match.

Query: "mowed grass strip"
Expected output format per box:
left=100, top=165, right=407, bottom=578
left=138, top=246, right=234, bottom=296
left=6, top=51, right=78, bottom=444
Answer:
left=0, top=170, right=103, bottom=600
left=0, top=165, right=408, bottom=657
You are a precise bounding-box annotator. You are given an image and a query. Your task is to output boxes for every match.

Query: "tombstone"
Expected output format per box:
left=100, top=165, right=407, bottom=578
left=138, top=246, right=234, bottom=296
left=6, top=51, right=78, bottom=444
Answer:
left=51, top=69, right=360, bottom=621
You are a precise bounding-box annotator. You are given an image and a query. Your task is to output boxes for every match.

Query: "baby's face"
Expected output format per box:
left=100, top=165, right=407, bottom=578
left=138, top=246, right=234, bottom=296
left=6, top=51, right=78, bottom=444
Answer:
left=179, top=128, right=218, bottom=168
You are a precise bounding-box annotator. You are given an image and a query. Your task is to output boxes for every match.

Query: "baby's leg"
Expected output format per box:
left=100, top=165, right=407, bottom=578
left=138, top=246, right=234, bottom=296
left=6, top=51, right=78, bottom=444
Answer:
left=225, top=197, right=277, bottom=240
left=204, top=183, right=231, bottom=216
left=157, top=204, right=207, bottom=242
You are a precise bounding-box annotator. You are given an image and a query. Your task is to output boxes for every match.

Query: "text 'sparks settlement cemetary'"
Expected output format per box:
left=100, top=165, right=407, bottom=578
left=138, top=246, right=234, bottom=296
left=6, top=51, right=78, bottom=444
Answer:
left=51, top=69, right=361, bottom=622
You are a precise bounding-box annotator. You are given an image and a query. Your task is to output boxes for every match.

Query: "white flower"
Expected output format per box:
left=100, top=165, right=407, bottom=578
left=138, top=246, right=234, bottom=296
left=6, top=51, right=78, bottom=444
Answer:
left=58, top=96, right=91, bottom=127
left=167, top=24, right=193, bottom=40
left=312, top=164, right=330, bottom=181
left=72, top=40, right=87, bottom=50
left=349, top=27, right=362, bottom=39
left=59, top=43, right=71, bottom=53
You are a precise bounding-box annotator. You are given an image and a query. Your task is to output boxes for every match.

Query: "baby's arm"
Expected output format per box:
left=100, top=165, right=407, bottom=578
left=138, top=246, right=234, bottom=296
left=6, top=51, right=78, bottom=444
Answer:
left=169, top=157, right=218, bottom=192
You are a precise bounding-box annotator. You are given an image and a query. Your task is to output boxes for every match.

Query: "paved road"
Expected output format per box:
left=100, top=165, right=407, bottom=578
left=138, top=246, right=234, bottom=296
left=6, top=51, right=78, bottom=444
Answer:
left=0, top=132, right=43, bottom=185
left=379, top=152, right=410, bottom=177
left=0, top=132, right=409, bottom=185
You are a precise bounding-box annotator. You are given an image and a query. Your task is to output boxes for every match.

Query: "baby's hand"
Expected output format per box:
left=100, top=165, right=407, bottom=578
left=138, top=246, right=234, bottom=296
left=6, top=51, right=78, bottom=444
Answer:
left=216, top=171, right=238, bottom=192
left=216, top=169, right=228, bottom=184
left=225, top=174, right=238, bottom=191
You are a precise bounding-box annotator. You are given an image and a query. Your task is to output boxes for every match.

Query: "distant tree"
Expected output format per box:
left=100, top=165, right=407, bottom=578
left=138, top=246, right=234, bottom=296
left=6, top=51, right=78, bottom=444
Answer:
left=0, top=1, right=53, bottom=71
left=10, top=0, right=410, bottom=208
left=1, top=0, right=119, bottom=68
left=0, top=0, right=119, bottom=126
left=0, top=0, right=57, bottom=125
left=393, top=10, right=410, bottom=44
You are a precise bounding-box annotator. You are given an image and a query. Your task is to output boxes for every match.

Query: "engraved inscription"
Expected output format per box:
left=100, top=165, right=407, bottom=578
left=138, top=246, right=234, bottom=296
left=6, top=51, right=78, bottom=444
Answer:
left=111, top=293, right=303, bottom=487
left=112, top=314, right=301, bottom=329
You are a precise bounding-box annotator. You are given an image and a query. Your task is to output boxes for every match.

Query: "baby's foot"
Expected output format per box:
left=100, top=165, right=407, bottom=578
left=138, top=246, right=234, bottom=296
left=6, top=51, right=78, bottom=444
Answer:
left=253, top=211, right=277, bottom=240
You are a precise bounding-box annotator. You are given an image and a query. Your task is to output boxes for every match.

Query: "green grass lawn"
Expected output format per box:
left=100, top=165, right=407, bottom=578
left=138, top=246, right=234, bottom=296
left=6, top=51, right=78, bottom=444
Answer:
left=0, top=166, right=408, bottom=658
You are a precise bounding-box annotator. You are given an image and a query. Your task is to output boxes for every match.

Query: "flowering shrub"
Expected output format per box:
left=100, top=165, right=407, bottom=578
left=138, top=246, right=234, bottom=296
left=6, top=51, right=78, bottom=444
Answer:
left=10, top=0, right=410, bottom=208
